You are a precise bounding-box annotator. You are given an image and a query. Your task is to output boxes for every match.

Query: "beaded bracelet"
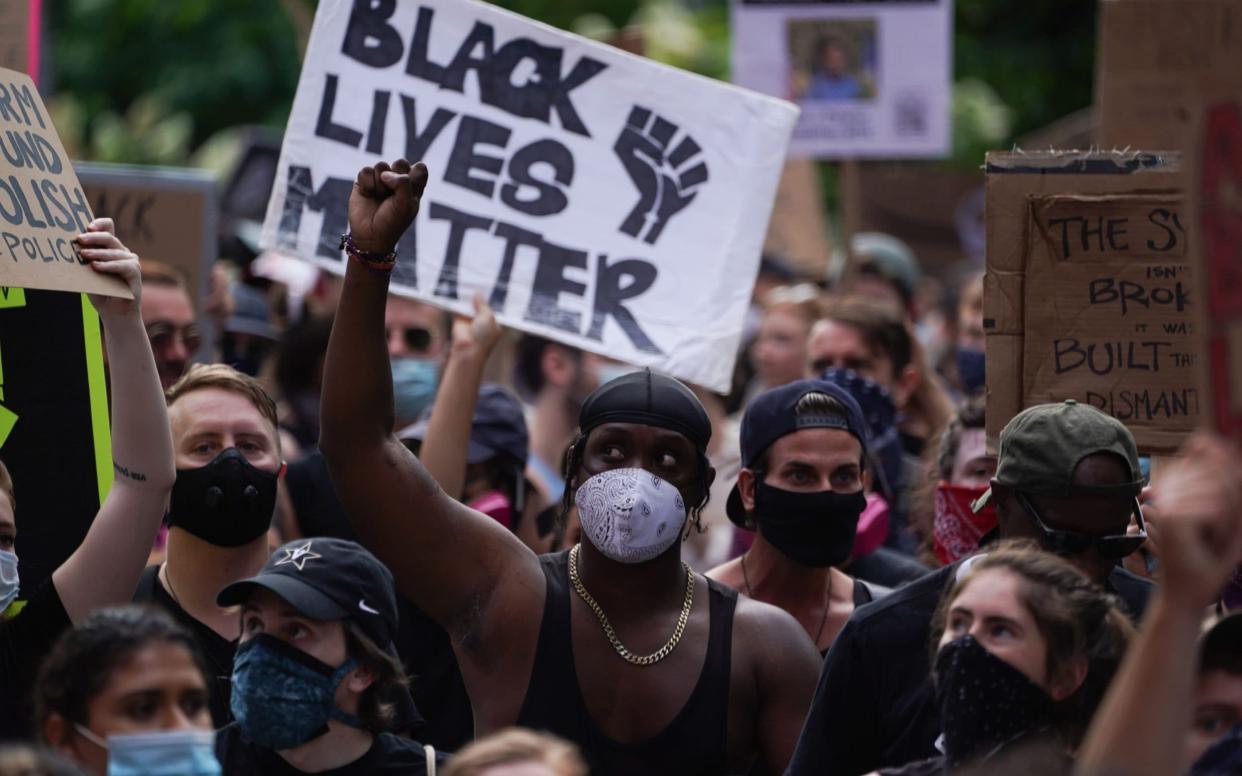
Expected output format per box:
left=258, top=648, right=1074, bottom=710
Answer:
left=339, top=232, right=397, bottom=272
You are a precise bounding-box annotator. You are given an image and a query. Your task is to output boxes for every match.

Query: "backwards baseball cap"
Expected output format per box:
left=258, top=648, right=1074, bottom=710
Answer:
left=726, top=379, right=869, bottom=526
left=399, top=383, right=529, bottom=465
left=218, top=538, right=398, bottom=653
left=973, top=400, right=1144, bottom=512
left=578, top=368, right=711, bottom=453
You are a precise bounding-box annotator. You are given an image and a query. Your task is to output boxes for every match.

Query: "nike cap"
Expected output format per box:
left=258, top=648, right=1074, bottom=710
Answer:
left=218, top=537, right=398, bottom=653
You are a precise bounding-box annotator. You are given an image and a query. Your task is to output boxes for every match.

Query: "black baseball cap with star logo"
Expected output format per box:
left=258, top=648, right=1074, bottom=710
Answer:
left=217, top=537, right=398, bottom=652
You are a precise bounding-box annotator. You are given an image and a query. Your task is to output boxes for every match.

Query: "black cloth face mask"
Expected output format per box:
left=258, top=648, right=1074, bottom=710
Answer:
left=753, top=483, right=866, bottom=567
left=934, top=634, right=1056, bottom=767
left=169, top=448, right=278, bottom=547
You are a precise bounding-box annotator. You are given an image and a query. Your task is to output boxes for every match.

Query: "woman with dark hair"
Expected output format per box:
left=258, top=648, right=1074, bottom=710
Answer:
left=35, top=606, right=218, bottom=776
left=877, top=543, right=1134, bottom=774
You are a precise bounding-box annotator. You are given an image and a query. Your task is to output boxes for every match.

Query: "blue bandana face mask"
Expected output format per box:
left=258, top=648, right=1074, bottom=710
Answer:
left=230, top=633, right=363, bottom=751
left=74, top=725, right=221, bottom=776
left=391, top=357, right=438, bottom=424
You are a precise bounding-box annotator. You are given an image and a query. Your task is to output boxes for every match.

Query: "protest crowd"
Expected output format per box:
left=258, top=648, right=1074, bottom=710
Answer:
left=2, top=1, right=1242, bottom=775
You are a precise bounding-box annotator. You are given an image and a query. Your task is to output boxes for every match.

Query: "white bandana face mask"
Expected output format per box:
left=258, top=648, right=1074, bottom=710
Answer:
left=575, top=468, right=686, bottom=564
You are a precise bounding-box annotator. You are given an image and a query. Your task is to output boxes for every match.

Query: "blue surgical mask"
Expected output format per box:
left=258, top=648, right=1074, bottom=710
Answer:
left=0, top=549, right=19, bottom=614
left=74, top=725, right=221, bottom=776
left=391, top=357, right=439, bottom=424
left=956, top=347, right=986, bottom=395
left=230, top=633, right=363, bottom=751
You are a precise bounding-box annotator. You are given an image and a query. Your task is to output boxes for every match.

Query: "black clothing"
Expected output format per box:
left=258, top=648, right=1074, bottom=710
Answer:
left=134, top=565, right=237, bottom=727
left=785, top=563, right=1153, bottom=776
left=517, top=551, right=736, bottom=774
left=846, top=546, right=931, bottom=588
left=0, top=582, right=72, bottom=740
left=854, top=578, right=888, bottom=606
left=877, top=730, right=1072, bottom=776
left=284, top=453, right=473, bottom=750
left=285, top=451, right=355, bottom=542
left=215, top=723, right=441, bottom=775
left=399, top=599, right=473, bottom=750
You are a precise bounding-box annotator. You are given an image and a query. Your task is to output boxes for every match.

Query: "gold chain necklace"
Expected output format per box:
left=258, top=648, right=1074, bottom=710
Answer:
left=568, top=544, right=694, bottom=667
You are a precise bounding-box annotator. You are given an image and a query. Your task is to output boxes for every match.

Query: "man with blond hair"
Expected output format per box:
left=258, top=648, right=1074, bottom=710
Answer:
left=133, top=363, right=285, bottom=726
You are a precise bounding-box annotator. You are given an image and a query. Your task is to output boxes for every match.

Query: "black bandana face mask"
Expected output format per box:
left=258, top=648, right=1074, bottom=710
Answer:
left=934, top=634, right=1056, bottom=767
left=169, top=449, right=278, bottom=547
left=753, top=483, right=866, bottom=567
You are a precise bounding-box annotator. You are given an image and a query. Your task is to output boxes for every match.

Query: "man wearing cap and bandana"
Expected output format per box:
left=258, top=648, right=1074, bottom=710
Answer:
left=320, top=158, right=821, bottom=774
left=708, top=380, right=888, bottom=654
left=786, top=400, right=1155, bottom=776
left=215, top=537, right=441, bottom=774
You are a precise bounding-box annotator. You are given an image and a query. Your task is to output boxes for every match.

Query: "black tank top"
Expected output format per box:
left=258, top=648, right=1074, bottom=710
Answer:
left=516, top=551, right=737, bottom=775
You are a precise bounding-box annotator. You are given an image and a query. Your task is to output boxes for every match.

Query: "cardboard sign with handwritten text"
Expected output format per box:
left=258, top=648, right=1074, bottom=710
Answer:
left=0, top=67, right=129, bottom=298
left=984, top=151, right=1201, bottom=453
left=1024, top=194, right=1198, bottom=451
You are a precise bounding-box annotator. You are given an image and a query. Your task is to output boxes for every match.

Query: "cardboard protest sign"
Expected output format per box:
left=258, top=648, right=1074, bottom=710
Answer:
left=0, top=68, right=129, bottom=298
left=1188, top=98, right=1242, bottom=440
left=261, top=0, right=799, bottom=392
left=76, top=164, right=218, bottom=312
left=984, top=151, right=1202, bottom=453
left=731, top=0, right=951, bottom=159
left=1096, top=0, right=1242, bottom=151
left=0, top=288, right=111, bottom=595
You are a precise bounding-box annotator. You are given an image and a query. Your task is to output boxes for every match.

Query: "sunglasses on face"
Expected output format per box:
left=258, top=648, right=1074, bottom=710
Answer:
left=145, top=321, right=202, bottom=354
left=1016, top=491, right=1147, bottom=559
left=388, top=325, right=433, bottom=353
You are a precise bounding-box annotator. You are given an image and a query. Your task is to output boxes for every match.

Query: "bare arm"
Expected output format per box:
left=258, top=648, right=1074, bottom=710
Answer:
left=319, top=160, right=540, bottom=636
left=741, top=598, right=822, bottom=775
left=1077, top=434, right=1242, bottom=776
left=52, top=219, right=177, bottom=624
left=418, top=296, right=502, bottom=500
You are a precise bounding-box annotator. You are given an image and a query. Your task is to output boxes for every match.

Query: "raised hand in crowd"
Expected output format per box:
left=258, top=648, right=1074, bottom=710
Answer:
left=0, top=219, right=176, bottom=740
left=416, top=293, right=504, bottom=502
left=322, top=160, right=821, bottom=774
left=1077, top=434, right=1242, bottom=776
left=56, top=219, right=177, bottom=623
left=320, top=157, right=549, bottom=735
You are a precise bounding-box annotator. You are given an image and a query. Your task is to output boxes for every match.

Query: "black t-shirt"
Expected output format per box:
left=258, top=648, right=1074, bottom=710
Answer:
left=215, top=723, right=442, bottom=775
left=133, top=566, right=237, bottom=727
left=785, top=563, right=1153, bottom=776
left=0, top=581, right=72, bottom=740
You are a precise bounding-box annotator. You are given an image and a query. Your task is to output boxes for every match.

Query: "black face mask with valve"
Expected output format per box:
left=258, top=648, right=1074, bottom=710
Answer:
left=169, top=449, right=278, bottom=547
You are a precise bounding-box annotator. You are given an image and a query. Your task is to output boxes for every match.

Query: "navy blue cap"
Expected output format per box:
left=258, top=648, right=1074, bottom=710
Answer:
left=400, top=383, right=529, bottom=465
left=579, top=368, right=711, bottom=452
left=218, top=538, right=398, bottom=653
left=726, top=379, right=869, bottom=526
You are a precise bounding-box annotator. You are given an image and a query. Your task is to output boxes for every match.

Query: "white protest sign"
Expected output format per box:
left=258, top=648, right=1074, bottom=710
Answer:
left=261, top=0, right=799, bottom=392
left=732, top=0, right=952, bottom=159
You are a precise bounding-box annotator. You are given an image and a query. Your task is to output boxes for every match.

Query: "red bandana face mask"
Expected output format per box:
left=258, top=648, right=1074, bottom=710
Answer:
left=932, top=482, right=997, bottom=565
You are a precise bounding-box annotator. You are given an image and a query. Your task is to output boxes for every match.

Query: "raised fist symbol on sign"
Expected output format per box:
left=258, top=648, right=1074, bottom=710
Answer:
left=614, top=106, right=709, bottom=245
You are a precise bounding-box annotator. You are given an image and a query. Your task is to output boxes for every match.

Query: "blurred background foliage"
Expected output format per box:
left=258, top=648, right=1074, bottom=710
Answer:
left=46, top=0, right=1094, bottom=173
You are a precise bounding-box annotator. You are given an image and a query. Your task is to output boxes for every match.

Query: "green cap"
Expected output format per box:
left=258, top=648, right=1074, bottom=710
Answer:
left=972, top=400, right=1144, bottom=512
